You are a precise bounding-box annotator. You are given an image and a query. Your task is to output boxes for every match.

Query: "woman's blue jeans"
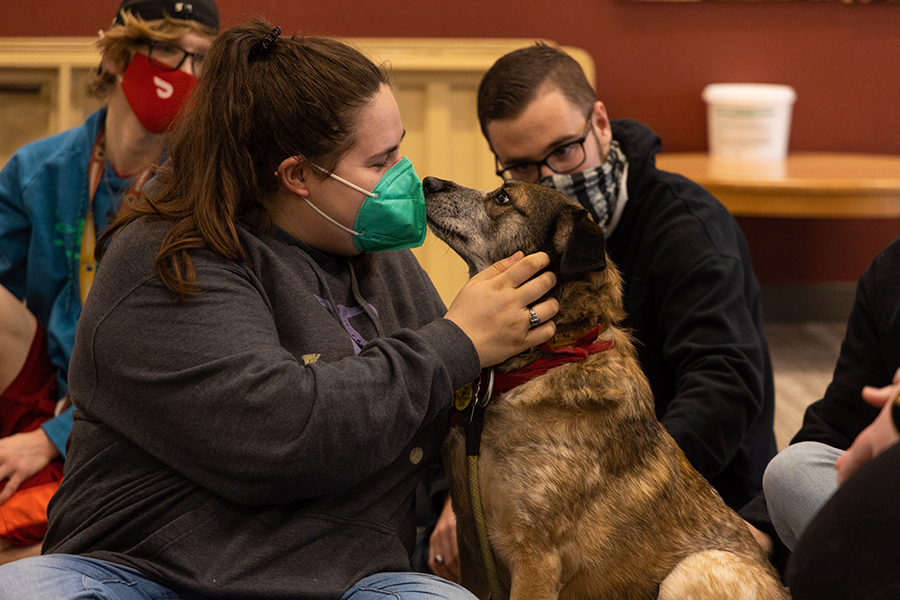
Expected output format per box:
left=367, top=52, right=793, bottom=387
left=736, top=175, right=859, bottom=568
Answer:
left=0, top=554, right=477, bottom=599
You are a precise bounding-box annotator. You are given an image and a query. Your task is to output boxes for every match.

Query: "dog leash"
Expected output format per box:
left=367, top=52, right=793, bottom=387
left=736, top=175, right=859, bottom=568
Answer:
left=456, top=368, right=505, bottom=600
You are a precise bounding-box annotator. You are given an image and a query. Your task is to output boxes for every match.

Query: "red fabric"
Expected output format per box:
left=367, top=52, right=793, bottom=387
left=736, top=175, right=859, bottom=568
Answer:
left=0, top=324, right=63, bottom=546
left=450, top=326, right=616, bottom=428
left=0, top=473, right=62, bottom=545
left=491, top=326, right=614, bottom=398
left=1, top=323, right=58, bottom=438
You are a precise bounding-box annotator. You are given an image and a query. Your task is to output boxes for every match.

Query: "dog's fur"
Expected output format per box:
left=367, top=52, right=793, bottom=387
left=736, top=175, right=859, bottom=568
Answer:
left=423, top=177, right=788, bottom=600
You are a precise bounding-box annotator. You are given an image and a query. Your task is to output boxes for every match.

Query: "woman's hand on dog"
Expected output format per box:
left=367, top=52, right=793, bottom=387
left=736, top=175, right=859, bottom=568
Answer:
left=446, top=251, right=558, bottom=368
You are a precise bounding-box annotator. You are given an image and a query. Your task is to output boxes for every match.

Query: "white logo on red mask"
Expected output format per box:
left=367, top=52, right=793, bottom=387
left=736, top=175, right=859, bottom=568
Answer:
left=153, top=76, right=175, bottom=100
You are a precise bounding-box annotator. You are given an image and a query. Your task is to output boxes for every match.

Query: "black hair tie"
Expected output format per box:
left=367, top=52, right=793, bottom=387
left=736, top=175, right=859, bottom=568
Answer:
left=251, top=27, right=281, bottom=60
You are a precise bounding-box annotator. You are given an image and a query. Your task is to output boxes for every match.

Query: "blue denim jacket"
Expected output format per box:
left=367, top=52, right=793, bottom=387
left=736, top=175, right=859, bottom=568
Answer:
left=0, top=108, right=114, bottom=455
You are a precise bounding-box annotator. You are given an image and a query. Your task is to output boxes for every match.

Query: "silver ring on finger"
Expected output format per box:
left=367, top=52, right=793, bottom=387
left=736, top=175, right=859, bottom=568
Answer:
left=528, top=307, right=541, bottom=328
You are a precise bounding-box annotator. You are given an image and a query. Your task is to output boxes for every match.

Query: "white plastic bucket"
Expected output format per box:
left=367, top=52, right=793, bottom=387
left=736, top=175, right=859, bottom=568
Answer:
left=702, top=83, right=797, bottom=162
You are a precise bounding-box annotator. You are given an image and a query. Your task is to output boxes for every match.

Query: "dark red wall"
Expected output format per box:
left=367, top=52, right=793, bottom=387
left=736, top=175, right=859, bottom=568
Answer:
left=5, top=0, right=900, bottom=283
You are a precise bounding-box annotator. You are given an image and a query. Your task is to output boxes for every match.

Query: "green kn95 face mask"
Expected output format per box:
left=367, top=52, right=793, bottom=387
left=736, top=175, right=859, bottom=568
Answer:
left=303, top=156, right=427, bottom=253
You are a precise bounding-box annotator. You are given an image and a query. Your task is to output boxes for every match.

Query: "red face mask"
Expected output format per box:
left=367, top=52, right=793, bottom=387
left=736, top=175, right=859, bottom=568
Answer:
left=120, top=52, right=197, bottom=134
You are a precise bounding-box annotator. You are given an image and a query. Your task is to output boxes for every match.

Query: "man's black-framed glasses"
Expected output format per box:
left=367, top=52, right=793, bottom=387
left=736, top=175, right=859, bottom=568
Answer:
left=138, top=39, right=206, bottom=76
left=495, top=117, right=593, bottom=182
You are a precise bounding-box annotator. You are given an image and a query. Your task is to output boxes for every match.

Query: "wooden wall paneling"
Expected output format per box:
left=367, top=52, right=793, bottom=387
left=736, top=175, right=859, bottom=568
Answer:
left=0, top=37, right=595, bottom=307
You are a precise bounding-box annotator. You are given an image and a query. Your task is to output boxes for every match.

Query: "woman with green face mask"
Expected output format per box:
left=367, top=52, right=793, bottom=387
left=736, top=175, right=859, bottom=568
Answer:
left=0, top=19, right=559, bottom=600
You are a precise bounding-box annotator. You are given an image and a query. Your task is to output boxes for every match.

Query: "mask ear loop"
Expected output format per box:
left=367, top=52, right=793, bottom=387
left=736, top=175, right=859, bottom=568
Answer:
left=289, top=158, right=378, bottom=237
left=307, top=161, right=379, bottom=198
left=301, top=161, right=376, bottom=237
left=302, top=197, right=362, bottom=238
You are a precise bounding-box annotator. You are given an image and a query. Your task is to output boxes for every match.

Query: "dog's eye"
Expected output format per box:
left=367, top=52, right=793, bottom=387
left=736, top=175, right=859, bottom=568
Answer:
left=495, top=191, right=511, bottom=206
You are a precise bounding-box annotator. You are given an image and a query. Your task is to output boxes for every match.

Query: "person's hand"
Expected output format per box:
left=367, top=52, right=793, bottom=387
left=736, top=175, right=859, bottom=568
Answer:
left=744, top=520, right=773, bottom=557
left=835, top=368, right=900, bottom=486
left=428, top=495, right=460, bottom=582
left=446, top=251, right=558, bottom=368
left=0, top=428, right=60, bottom=505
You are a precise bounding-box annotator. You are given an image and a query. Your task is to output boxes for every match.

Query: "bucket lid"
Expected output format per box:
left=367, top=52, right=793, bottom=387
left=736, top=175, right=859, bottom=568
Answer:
left=702, top=83, right=797, bottom=106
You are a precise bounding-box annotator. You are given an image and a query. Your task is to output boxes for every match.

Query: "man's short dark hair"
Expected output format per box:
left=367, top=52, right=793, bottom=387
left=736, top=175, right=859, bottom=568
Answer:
left=477, top=43, right=596, bottom=141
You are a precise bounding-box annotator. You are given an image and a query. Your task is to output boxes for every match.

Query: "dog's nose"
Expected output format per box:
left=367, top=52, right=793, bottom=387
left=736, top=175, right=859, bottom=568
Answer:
left=422, top=177, right=447, bottom=195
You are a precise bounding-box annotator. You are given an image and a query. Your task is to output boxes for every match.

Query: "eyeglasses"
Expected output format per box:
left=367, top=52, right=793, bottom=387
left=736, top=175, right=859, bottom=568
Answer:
left=138, top=39, right=207, bottom=77
left=495, top=117, right=593, bottom=182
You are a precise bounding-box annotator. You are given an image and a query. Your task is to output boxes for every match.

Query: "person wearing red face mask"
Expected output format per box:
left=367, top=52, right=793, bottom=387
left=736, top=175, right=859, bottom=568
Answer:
left=0, top=0, right=218, bottom=565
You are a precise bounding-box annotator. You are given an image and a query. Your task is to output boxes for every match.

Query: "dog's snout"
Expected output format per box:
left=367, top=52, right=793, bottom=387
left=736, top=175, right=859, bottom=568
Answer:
left=422, top=177, right=448, bottom=195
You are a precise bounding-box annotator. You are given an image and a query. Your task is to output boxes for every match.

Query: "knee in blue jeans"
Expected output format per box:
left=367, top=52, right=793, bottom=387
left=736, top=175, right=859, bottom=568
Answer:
left=0, top=555, right=184, bottom=600
left=343, top=572, right=476, bottom=600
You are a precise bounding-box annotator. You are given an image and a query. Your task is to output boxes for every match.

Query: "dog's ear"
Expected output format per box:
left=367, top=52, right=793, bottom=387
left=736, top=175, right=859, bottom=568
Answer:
left=555, top=208, right=607, bottom=281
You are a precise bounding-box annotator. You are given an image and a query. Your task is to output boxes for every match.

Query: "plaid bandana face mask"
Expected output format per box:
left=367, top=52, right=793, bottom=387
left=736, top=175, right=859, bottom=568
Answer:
left=538, top=140, right=626, bottom=232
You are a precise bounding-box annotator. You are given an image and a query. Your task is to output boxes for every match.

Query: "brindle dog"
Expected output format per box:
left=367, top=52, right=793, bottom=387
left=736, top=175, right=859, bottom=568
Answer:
left=423, top=177, right=788, bottom=600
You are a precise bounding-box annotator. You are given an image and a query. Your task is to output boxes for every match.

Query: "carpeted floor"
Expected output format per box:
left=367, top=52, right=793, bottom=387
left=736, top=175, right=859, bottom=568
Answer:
left=763, top=321, right=846, bottom=450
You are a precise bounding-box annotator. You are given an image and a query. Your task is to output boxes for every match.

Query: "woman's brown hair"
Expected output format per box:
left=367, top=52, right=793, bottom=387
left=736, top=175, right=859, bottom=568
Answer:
left=100, top=19, right=390, bottom=298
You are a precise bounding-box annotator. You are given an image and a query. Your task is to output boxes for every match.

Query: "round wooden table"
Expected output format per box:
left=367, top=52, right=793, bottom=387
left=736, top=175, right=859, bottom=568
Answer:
left=655, top=152, right=900, bottom=219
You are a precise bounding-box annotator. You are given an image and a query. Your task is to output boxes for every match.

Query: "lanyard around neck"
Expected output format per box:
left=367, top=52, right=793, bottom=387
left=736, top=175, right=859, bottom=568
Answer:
left=79, top=128, right=152, bottom=306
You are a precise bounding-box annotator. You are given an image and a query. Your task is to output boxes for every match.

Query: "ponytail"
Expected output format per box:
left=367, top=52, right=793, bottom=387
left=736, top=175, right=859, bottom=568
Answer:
left=101, top=18, right=390, bottom=298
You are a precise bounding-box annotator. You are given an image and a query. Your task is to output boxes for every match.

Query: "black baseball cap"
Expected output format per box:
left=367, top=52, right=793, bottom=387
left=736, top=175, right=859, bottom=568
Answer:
left=114, top=0, right=220, bottom=30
